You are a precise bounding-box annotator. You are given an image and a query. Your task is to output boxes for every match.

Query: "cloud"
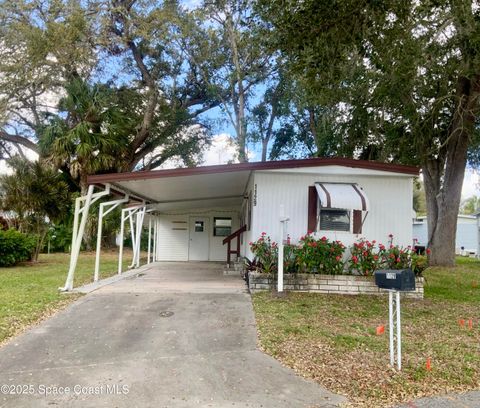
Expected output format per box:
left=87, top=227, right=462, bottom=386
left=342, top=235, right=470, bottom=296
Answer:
left=462, top=169, right=480, bottom=199
left=0, top=148, right=39, bottom=175
left=202, top=133, right=238, bottom=165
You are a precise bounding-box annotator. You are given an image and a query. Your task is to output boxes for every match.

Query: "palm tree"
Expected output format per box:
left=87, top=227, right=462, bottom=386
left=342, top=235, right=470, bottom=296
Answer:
left=0, top=156, right=70, bottom=261
left=40, top=78, right=132, bottom=194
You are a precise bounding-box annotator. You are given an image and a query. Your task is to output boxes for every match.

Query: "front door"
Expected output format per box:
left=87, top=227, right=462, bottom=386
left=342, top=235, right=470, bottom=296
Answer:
left=189, top=217, right=209, bottom=261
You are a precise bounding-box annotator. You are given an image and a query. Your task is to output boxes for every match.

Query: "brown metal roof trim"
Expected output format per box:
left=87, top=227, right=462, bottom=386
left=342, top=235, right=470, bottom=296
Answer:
left=87, top=157, right=420, bottom=185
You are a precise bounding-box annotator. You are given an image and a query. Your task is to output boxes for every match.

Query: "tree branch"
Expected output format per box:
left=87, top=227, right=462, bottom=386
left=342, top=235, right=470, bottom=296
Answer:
left=0, top=131, right=39, bottom=154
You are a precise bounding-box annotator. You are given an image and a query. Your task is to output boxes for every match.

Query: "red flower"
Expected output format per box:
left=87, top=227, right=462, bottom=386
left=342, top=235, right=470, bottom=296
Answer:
left=379, top=244, right=385, bottom=250
left=249, top=242, right=253, bottom=245
left=373, top=255, right=379, bottom=261
left=390, top=244, right=394, bottom=249
left=396, top=257, right=401, bottom=263
left=372, top=240, right=376, bottom=244
left=261, top=232, right=266, bottom=236
left=307, top=230, right=313, bottom=235
left=426, top=248, right=431, bottom=255
left=352, top=255, right=358, bottom=264
left=389, top=253, right=395, bottom=259
left=335, top=255, right=341, bottom=261
left=321, top=236, right=327, bottom=241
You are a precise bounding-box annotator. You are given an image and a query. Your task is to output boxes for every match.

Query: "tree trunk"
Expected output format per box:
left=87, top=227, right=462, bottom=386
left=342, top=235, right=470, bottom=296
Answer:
left=237, top=89, right=247, bottom=162
left=261, top=138, right=268, bottom=162
left=423, top=75, right=478, bottom=266
left=32, top=224, right=48, bottom=262
left=226, top=13, right=247, bottom=163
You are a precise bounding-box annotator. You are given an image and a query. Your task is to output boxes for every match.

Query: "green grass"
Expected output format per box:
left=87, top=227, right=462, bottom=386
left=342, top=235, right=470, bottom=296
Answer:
left=252, top=256, right=480, bottom=407
left=424, top=257, right=480, bottom=302
left=0, top=250, right=137, bottom=344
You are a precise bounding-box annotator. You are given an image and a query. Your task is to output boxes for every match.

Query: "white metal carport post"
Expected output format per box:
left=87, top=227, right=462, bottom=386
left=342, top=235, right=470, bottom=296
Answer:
left=94, top=195, right=129, bottom=282
left=118, top=205, right=143, bottom=274
left=153, top=217, right=159, bottom=261
left=147, top=216, right=152, bottom=263
left=134, top=207, right=146, bottom=268
left=144, top=209, right=155, bottom=264
left=61, top=184, right=111, bottom=291
left=153, top=216, right=160, bottom=262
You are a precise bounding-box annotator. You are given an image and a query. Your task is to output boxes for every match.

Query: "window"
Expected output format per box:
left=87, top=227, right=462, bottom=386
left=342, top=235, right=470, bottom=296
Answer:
left=319, top=208, right=350, bottom=232
left=308, top=184, right=368, bottom=234
left=213, top=217, right=232, bottom=236
left=194, top=221, right=204, bottom=232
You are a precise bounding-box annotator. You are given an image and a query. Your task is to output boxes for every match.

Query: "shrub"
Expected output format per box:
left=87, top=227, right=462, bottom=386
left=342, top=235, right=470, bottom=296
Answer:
left=350, top=235, right=429, bottom=277
left=411, top=253, right=428, bottom=276
left=296, top=234, right=345, bottom=274
left=284, top=243, right=299, bottom=273
left=0, top=229, right=36, bottom=267
left=378, top=244, right=411, bottom=270
left=249, top=233, right=278, bottom=274
left=249, top=232, right=429, bottom=277
left=348, top=239, right=381, bottom=276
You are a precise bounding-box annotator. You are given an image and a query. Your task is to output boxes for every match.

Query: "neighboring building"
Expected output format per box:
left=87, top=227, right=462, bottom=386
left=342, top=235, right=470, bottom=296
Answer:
left=413, top=215, right=478, bottom=255
left=88, top=158, right=419, bottom=263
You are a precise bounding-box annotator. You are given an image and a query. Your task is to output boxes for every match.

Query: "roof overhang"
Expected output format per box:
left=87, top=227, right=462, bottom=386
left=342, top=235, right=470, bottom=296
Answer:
left=87, top=158, right=419, bottom=211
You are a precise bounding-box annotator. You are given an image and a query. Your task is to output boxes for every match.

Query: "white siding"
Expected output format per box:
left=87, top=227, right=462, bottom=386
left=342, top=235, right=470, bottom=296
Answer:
left=240, top=173, right=255, bottom=260
left=252, top=171, right=414, bottom=248
left=156, top=208, right=240, bottom=261
left=413, top=217, right=478, bottom=253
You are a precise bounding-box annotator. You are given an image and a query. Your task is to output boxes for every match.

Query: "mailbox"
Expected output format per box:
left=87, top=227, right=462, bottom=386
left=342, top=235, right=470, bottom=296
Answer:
left=374, top=269, right=415, bottom=291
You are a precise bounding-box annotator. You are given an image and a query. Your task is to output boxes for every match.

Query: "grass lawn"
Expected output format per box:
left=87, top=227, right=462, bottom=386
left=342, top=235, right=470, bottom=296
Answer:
left=252, top=257, right=480, bottom=407
left=0, top=250, right=140, bottom=345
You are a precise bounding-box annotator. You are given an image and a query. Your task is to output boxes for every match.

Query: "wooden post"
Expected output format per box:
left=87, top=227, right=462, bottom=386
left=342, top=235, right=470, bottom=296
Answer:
left=236, top=236, right=240, bottom=261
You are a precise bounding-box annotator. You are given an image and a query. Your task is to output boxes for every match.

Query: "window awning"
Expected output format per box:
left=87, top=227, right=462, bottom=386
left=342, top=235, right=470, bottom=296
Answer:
left=315, top=182, right=369, bottom=211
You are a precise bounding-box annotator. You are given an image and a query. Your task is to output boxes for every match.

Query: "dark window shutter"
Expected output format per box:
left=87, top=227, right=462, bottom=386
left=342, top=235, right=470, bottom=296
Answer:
left=308, top=186, right=317, bottom=233
left=353, top=210, right=362, bottom=234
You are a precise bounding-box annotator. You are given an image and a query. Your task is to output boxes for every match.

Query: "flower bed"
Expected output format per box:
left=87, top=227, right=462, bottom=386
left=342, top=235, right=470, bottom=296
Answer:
left=248, top=272, right=425, bottom=299
left=246, top=233, right=429, bottom=281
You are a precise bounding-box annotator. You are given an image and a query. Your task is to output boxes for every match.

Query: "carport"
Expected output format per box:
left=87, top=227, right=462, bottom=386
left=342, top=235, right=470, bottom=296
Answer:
left=61, top=162, right=257, bottom=291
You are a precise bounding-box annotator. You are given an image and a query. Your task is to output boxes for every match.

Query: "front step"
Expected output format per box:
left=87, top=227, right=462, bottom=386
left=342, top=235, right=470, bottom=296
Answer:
left=223, top=258, right=245, bottom=276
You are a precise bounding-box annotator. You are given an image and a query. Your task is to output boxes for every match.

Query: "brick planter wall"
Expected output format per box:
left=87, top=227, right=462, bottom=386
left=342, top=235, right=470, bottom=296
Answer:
left=248, top=272, right=424, bottom=299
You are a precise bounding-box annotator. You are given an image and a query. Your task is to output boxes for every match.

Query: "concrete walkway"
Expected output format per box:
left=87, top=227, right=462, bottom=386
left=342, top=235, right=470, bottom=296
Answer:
left=0, top=262, right=346, bottom=408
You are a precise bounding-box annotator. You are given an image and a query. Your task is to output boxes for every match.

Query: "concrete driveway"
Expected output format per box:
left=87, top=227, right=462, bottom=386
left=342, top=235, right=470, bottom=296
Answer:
left=0, top=262, right=346, bottom=408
